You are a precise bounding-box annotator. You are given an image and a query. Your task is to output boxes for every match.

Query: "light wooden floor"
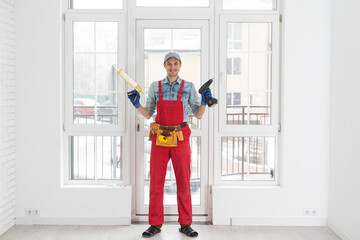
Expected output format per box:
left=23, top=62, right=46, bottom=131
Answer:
left=0, top=224, right=341, bottom=240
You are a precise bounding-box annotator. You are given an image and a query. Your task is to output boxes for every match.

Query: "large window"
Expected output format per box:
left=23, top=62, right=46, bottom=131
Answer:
left=218, top=15, right=280, bottom=182
left=63, top=1, right=280, bottom=186
left=64, top=14, right=126, bottom=184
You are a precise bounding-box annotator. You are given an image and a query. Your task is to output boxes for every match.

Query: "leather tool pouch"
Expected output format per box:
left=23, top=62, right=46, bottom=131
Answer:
left=155, top=130, right=177, bottom=147
left=149, top=122, right=184, bottom=147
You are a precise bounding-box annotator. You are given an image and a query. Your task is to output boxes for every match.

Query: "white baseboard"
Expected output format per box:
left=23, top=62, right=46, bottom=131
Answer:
left=16, top=217, right=131, bottom=226
left=230, top=217, right=328, bottom=226
left=327, top=219, right=352, bottom=240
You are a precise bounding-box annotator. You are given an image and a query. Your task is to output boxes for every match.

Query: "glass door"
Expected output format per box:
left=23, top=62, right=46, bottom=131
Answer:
left=135, top=20, right=209, bottom=217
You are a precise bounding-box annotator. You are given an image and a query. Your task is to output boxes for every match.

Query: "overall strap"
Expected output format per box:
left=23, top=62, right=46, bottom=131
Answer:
left=158, top=80, right=163, bottom=100
left=177, top=80, right=185, bottom=101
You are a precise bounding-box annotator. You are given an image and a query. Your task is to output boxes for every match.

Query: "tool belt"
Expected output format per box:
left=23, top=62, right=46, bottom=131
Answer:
left=149, top=122, right=187, bottom=147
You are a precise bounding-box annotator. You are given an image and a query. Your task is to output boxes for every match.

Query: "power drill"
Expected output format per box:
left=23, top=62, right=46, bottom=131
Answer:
left=198, top=79, right=218, bottom=107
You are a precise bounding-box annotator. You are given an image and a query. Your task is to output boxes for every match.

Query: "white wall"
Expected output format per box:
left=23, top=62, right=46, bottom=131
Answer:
left=14, top=0, right=334, bottom=228
left=328, top=0, right=360, bottom=239
left=0, top=0, right=16, bottom=234
left=213, top=0, right=331, bottom=225
left=15, top=0, right=131, bottom=225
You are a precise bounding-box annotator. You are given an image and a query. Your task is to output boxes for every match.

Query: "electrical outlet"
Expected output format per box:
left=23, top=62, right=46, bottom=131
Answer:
left=310, top=209, right=317, bottom=216
left=24, top=209, right=32, bottom=216
left=32, top=209, right=40, bottom=216
left=303, top=208, right=310, bottom=216
left=303, top=208, right=318, bottom=216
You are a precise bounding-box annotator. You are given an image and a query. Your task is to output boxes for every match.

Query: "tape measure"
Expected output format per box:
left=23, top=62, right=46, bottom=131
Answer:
left=158, top=135, right=168, bottom=143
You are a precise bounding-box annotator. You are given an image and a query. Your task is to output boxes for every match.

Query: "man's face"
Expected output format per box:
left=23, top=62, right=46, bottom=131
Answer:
left=164, top=57, right=182, bottom=78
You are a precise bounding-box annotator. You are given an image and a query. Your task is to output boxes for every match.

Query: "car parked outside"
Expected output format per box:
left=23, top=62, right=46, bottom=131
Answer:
left=73, top=98, right=97, bottom=116
left=97, top=100, right=117, bottom=122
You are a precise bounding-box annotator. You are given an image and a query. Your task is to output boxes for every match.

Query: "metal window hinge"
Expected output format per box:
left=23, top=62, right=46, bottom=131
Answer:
left=278, top=122, right=281, bottom=132
left=279, top=14, right=282, bottom=23
left=62, top=13, right=65, bottom=21
left=137, top=123, right=140, bottom=132
left=63, top=122, right=66, bottom=131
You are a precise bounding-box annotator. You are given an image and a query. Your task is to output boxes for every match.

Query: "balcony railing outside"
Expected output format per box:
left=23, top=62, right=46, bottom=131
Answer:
left=70, top=105, right=274, bottom=182
left=226, top=105, right=271, bottom=125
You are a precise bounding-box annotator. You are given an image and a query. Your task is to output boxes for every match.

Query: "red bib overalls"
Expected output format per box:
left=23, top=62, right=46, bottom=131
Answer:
left=148, top=79, right=192, bottom=226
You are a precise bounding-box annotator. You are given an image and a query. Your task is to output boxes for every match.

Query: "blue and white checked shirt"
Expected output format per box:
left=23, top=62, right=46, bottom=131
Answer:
left=145, top=77, right=201, bottom=122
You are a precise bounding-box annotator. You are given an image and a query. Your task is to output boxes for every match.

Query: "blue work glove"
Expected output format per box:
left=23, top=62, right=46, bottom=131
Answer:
left=201, top=88, right=212, bottom=106
left=127, top=90, right=141, bottom=108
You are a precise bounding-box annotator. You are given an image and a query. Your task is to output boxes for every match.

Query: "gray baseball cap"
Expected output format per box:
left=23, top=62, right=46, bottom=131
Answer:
left=164, top=52, right=181, bottom=62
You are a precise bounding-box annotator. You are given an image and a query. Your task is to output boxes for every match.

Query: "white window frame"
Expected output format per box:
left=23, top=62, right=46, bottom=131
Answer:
left=222, top=0, right=278, bottom=12
left=63, top=13, right=128, bottom=185
left=219, top=14, right=280, bottom=134
left=62, top=0, right=127, bottom=13
left=64, top=13, right=126, bottom=134
left=215, top=14, right=280, bottom=185
left=60, top=0, right=282, bottom=189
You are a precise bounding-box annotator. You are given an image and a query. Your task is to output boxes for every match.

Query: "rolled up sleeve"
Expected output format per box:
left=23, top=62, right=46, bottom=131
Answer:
left=144, top=82, right=157, bottom=116
left=188, top=82, right=201, bottom=115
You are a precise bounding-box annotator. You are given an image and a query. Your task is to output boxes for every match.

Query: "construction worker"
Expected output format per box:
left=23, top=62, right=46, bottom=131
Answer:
left=127, top=52, right=213, bottom=238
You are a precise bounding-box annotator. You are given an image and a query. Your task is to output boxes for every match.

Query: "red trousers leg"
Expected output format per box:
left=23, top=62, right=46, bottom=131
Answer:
left=170, top=126, right=192, bottom=225
left=148, top=137, right=170, bottom=226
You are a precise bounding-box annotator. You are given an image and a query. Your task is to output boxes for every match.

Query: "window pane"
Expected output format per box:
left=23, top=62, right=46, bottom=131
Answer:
left=226, top=22, right=273, bottom=125
left=226, top=92, right=246, bottom=125
left=143, top=28, right=201, bottom=130
left=221, top=136, right=275, bottom=181
left=227, top=23, right=243, bottom=50
left=173, top=29, right=201, bottom=50
left=96, top=54, right=117, bottom=92
left=70, top=136, right=123, bottom=180
left=73, top=21, right=119, bottom=125
left=74, top=54, right=95, bottom=91
left=97, top=93, right=118, bottom=124
left=73, top=95, right=96, bottom=124
left=223, top=0, right=276, bottom=10
left=70, top=0, right=123, bottom=9
left=249, top=92, right=271, bottom=125
left=71, top=136, right=95, bottom=179
left=249, top=54, right=271, bottom=91
left=144, top=29, right=171, bottom=50
left=74, top=22, right=94, bottom=53
left=96, top=22, right=118, bottom=53
left=250, top=23, right=272, bottom=52
left=137, top=0, right=209, bottom=7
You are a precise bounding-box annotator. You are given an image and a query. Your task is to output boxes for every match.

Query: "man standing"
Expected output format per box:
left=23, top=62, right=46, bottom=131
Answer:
left=127, top=52, right=213, bottom=238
